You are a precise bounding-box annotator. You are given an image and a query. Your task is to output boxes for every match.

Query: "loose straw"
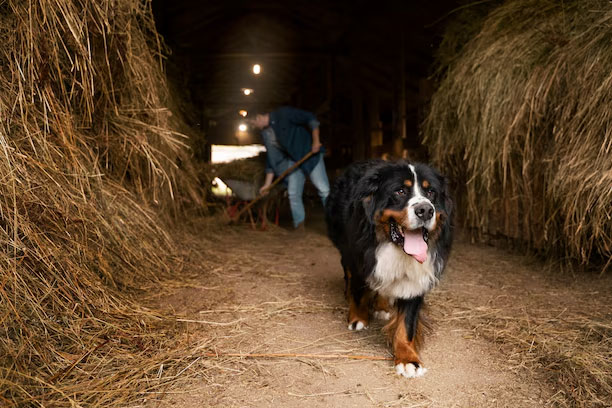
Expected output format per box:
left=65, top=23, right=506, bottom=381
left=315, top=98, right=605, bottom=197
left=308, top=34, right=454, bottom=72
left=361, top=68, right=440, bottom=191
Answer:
left=204, top=351, right=392, bottom=361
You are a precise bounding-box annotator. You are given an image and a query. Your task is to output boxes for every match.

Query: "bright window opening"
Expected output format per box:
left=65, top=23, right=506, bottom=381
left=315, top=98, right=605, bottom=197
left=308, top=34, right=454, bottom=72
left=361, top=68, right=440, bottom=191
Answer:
left=211, top=144, right=266, bottom=163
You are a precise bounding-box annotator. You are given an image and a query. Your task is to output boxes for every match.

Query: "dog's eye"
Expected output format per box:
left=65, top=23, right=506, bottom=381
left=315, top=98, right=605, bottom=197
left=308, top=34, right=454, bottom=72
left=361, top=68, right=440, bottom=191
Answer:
left=426, top=189, right=436, bottom=200
left=395, top=188, right=407, bottom=197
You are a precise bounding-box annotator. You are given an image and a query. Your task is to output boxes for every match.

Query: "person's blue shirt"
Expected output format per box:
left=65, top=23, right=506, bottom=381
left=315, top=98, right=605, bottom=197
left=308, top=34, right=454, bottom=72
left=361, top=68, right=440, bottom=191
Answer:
left=264, top=106, right=324, bottom=175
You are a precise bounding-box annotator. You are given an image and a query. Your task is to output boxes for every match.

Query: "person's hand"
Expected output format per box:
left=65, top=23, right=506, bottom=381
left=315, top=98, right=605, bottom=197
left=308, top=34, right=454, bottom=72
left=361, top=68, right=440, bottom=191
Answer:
left=259, top=184, right=271, bottom=196
left=311, top=141, right=322, bottom=153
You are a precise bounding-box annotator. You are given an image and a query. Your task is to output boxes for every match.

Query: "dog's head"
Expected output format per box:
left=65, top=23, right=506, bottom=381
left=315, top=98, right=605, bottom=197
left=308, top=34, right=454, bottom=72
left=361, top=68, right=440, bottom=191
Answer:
left=357, top=161, right=452, bottom=263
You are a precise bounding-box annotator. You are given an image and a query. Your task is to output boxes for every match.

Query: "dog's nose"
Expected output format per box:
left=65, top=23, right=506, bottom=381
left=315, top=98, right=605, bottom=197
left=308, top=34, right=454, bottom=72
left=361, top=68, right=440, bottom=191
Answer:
left=415, top=203, right=434, bottom=221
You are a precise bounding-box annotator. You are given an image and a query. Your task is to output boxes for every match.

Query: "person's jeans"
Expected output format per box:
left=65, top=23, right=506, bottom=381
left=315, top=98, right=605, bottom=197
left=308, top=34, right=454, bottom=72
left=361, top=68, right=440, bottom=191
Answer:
left=286, top=155, right=329, bottom=227
left=261, top=128, right=330, bottom=227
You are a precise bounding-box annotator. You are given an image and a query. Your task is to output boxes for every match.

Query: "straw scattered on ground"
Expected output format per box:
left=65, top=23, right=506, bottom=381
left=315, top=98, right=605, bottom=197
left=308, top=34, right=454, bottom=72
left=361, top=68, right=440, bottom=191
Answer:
left=144, top=218, right=612, bottom=407
left=430, top=239, right=612, bottom=408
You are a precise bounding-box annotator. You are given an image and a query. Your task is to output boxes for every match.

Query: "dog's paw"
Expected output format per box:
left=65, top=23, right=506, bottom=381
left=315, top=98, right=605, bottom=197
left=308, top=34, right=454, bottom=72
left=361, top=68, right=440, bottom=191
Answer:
left=395, top=363, right=427, bottom=378
left=372, top=310, right=392, bottom=321
left=347, top=320, right=368, bottom=331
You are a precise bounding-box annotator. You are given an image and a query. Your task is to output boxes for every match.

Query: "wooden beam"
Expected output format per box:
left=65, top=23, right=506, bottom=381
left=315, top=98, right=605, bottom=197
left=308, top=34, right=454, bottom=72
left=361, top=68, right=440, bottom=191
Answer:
left=195, top=52, right=333, bottom=60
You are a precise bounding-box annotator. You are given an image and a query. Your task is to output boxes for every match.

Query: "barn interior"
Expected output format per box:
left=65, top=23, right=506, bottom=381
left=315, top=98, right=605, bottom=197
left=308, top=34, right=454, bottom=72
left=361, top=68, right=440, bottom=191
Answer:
left=153, top=1, right=455, bottom=165
left=1, top=0, right=611, bottom=407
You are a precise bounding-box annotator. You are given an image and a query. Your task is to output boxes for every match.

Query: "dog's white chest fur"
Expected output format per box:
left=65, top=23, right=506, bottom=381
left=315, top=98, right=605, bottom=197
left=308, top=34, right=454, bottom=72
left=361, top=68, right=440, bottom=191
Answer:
left=368, top=242, right=437, bottom=301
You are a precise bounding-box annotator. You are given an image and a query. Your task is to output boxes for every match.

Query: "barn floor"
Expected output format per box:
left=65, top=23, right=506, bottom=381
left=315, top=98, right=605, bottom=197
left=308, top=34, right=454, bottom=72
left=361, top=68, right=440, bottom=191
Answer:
left=147, top=208, right=612, bottom=407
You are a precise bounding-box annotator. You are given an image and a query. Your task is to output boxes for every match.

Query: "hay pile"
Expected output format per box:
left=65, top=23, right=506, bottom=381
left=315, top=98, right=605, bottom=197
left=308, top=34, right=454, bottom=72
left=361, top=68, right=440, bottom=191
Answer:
left=212, top=153, right=267, bottom=185
left=0, top=0, right=202, bottom=405
left=424, top=0, right=612, bottom=267
left=435, top=293, right=612, bottom=407
left=469, top=305, right=612, bottom=406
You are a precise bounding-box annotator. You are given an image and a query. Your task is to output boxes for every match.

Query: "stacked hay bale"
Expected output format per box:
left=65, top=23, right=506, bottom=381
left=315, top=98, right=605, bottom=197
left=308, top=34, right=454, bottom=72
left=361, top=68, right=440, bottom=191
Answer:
left=0, top=0, right=202, bottom=405
left=424, top=0, right=612, bottom=268
left=212, top=153, right=267, bottom=185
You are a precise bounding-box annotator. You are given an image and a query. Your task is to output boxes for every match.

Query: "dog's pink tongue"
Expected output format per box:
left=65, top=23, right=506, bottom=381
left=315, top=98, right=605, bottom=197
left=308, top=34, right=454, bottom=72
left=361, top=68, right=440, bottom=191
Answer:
left=403, top=230, right=428, bottom=263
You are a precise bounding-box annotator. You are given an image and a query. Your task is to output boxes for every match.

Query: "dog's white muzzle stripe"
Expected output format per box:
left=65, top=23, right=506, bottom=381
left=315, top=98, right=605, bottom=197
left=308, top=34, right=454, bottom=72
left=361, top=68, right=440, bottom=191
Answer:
left=407, top=165, right=436, bottom=231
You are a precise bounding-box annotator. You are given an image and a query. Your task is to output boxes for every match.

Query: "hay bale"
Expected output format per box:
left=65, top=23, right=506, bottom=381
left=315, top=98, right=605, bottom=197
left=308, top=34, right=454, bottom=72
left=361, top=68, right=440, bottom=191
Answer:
left=212, top=153, right=267, bottom=185
left=0, top=0, right=203, bottom=405
left=424, top=0, right=612, bottom=268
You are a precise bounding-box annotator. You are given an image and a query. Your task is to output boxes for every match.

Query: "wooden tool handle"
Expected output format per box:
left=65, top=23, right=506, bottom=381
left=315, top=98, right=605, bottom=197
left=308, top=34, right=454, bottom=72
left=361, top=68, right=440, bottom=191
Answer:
left=229, top=151, right=316, bottom=223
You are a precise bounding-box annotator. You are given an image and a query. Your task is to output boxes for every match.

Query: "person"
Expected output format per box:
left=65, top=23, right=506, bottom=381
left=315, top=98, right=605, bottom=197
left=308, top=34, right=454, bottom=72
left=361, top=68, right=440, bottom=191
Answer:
left=251, top=106, right=330, bottom=231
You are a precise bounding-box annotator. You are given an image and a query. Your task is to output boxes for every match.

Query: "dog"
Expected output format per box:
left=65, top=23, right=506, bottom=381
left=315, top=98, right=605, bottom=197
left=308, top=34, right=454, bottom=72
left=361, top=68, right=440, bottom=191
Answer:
left=325, top=160, right=453, bottom=378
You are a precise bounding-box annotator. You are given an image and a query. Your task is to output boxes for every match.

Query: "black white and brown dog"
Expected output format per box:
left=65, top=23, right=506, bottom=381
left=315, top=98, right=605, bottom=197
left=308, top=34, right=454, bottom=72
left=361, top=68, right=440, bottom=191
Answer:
left=325, top=160, right=453, bottom=378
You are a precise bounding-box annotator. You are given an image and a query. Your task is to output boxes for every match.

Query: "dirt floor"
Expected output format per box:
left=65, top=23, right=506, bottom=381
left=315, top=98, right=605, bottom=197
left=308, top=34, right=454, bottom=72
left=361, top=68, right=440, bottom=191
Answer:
left=145, top=208, right=612, bottom=408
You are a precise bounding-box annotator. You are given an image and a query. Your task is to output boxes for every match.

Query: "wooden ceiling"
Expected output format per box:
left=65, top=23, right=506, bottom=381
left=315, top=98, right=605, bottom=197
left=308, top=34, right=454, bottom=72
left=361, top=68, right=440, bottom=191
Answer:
left=153, top=0, right=459, bottom=144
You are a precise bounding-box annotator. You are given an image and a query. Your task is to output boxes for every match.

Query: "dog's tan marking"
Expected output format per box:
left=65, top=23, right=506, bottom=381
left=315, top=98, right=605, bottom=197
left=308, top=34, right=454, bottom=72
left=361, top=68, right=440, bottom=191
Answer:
left=384, top=310, right=423, bottom=366
left=375, top=209, right=410, bottom=242
left=345, top=268, right=371, bottom=329
left=403, top=179, right=413, bottom=187
left=382, top=223, right=391, bottom=235
left=426, top=210, right=447, bottom=245
left=348, top=289, right=371, bottom=328
left=379, top=208, right=408, bottom=224
left=373, top=294, right=392, bottom=315
left=422, top=180, right=429, bottom=188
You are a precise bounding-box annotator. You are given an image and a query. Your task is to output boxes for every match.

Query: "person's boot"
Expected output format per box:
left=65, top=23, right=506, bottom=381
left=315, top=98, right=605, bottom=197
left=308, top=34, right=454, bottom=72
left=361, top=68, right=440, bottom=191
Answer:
left=293, top=222, right=306, bottom=235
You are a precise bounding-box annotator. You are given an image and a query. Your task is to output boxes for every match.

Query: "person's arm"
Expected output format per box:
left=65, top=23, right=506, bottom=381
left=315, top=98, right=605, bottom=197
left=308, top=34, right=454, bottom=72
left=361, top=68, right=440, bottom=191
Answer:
left=311, top=126, right=322, bottom=153
left=261, top=149, right=275, bottom=196
left=259, top=171, right=274, bottom=196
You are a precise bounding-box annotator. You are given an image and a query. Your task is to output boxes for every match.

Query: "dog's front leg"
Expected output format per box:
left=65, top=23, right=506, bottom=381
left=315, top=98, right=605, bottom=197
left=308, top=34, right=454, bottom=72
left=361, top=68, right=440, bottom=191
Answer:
left=372, top=293, right=392, bottom=321
left=386, top=296, right=427, bottom=378
left=346, top=267, right=371, bottom=331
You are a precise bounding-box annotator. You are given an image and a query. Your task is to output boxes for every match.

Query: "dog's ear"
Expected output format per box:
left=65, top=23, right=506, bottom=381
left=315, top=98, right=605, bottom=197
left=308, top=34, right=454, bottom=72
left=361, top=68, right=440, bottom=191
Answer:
left=437, top=172, right=453, bottom=221
left=355, top=171, right=381, bottom=223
